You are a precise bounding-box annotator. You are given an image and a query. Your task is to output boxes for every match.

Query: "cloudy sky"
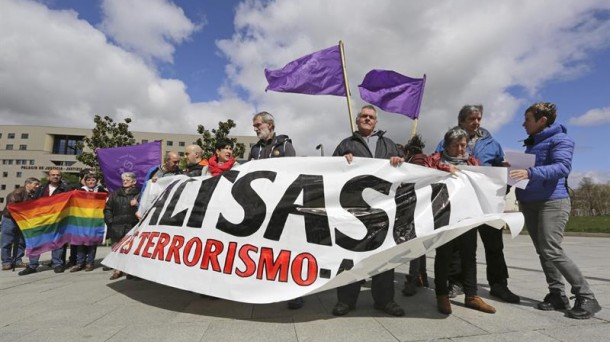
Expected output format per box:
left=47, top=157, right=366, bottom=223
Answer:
left=1, top=0, right=609, bottom=185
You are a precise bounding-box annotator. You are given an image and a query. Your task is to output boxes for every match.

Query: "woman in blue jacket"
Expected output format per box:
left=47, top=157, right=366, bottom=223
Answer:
left=510, top=102, right=600, bottom=320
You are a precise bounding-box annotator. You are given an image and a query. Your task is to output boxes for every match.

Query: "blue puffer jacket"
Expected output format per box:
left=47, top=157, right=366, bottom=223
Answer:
left=435, top=127, right=504, bottom=166
left=515, top=123, right=573, bottom=202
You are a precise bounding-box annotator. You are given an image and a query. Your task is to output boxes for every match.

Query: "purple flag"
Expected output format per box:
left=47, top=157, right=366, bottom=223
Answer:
left=96, top=141, right=162, bottom=192
left=358, top=70, right=426, bottom=119
left=265, top=45, right=346, bottom=96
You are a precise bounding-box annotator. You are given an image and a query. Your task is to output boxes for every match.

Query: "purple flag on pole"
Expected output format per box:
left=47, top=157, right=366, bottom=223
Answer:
left=265, top=45, right=346, bottom=96
left=96, top=141, right=162, bottom=192
left=358, top=70, right=426, bottom=119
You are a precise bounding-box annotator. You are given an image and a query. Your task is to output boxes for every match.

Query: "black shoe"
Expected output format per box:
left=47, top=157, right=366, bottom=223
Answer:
left=102, top=266, right=112, bottom=271
left=18, top=267, right=37, bottom=276
left=53, top=266, right=65, bottom=273
left=567, top=297, right=601, bottom=319
left=287, top=297, right=304, bottom=309
left=402, top=275, right=417, bottom=296
left=537, top=292, right=570, bottom=311
left=374, top=301, right=405, bottom=317
left=448, top=282, right=464, bottom=298
left=332, top=302, right=353, bottom=316
left=490, top=284, right=520, bottom=303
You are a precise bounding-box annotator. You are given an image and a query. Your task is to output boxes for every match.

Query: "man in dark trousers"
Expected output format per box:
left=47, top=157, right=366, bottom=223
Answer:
left=19, top=168, right=71, bottom=275
left=331, top=105, right=405, bottom=316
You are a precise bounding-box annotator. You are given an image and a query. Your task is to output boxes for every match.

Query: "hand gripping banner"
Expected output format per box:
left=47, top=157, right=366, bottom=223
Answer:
left=102, top=157, right=523, bottom=303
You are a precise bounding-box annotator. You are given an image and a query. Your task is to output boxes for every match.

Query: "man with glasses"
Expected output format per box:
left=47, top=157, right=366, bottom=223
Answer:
left=248, top=111, right=295, bottom=160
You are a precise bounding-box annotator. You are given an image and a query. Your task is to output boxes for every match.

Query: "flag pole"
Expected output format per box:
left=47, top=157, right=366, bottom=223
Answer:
left=339, top=41, right=355, bottom=133
left=410, top=74, right=426, bottom=138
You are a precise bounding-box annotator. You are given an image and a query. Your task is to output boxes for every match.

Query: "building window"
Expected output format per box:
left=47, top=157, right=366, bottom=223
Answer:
left=0, top=198, right=4, bottom=204
left=16, top=172, right=22, bottom=178
left=167, top=141, right=173, bottom=146
left=52, top=135, right=84, bottom=155
left=142, top=139, right=148, bottom=144
left=179, top=141, right=185, bottom=147
left=7, top=160, right=13, bottom=165
left=29, top=160, right=35, bottom=165
left=0, top=133, right=2, bottom=138
left=6, top=144, right=13, bottom=150
left=179, top=152, right=185, bottom=157
left=14, top=184, right=19, bottom=189
left=7, top=133, right=15, bottom=139
left=21, top=133, right=29, bottom=139
left=0, top=185, right=5, bottom=190
left=2, top=172, right=6, bottom=177
left=19, top=145, right=27, bottom=150
left=16, top=160, right=21, bottom=165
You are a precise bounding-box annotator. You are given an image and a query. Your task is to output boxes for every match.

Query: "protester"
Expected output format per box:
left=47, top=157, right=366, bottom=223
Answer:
left=199, top=139, right=239, bottom=176
left=1, top=177, right=40, bottom=270
left=424, top=126, right=496, bottom=315
left=104, top=172, right=141, bottom=280
left=249, top=111, right=296, bottom=160
left=19, top=168, right=71, bottom=275
left=400, top=134, right=429, bottom=296
left=436, top=104, right=519, bottom=303
left=331, top=105, right=405, bottom=317
left=510, top=102, right=601, bottom=319
left=249, top=111, right=300, bottom=309
left=184, top=145, right=209, bottom=176
left=143, top=151, right=181, bottom=186
left=70, top=174, right=107, bottom=272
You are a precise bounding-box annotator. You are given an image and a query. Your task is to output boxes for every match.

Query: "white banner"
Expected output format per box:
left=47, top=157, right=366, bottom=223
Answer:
left=102, top=157, right=523, bottom=303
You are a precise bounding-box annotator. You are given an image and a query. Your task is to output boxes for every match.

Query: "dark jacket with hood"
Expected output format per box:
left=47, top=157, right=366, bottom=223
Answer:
left=333, top=130, right=399, bottom=159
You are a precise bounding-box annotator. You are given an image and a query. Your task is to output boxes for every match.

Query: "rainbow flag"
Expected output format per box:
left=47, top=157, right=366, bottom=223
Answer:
left=8, top=190, right=108, bottom=257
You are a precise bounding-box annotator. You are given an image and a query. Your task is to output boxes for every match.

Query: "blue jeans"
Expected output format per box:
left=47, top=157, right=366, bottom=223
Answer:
left=1, top=217, right=25, bottom=267
left=27, top=247, right=64, bottom=269
left=521, top=198, right=594, bottom=299
left=76, top=245, right=97, bottom=266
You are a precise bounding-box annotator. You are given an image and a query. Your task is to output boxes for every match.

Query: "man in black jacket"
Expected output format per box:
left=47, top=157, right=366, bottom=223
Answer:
left=19, top=168, right=71, bottom=275
left=331, top=105, right=405, bottom=317
left=249, top=111, right=296, bottom=160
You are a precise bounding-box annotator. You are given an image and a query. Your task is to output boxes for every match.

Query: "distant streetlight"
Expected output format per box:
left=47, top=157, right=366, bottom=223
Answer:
left=315, top=144, right=324, bottom=156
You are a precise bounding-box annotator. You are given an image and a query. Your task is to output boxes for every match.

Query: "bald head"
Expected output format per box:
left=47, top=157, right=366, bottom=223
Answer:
left=185, top=144, right=204, bottom=164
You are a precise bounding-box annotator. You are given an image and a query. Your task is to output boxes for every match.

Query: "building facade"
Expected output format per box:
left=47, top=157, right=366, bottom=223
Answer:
left=0, top=125, right=258, bottom=204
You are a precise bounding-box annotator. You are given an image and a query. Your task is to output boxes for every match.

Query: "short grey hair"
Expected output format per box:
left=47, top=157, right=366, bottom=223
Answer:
left=357, top=105, right=378, bottom=119
left=25, top=177, right=40, bottom=185
left=458, top=104, right=483, bottom=124
left=443, top=126, right=469, bottom=149
left=121, top=172, right=137, bottom=181
left=253, top=111, right=275, bottom=130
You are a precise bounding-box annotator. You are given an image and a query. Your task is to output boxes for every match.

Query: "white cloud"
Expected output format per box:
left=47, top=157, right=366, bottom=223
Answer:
left=99, top=0, right=201, bottom=64
left=569, top=170, right=610, bottom=186
left=217, top=0, right=610, bottom=153
left=569, top=107, right=610, bottom=126
left=1, top=0, right=610, bottom=160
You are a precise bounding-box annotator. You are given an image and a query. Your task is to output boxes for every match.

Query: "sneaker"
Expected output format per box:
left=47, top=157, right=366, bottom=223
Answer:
left=567, top=297, right=601, bottom=319
left=448, top=282, right=464, bottom=298
left=332, top=302, right=353, bottom=316
left=53, top=266, right=65, bottom=273
left=490, top=283, right=520, bottom=303
left=1, top=264, right=12, bottom=271
left=537, top=293, right=570, bottom=311
left=287, top=297, right=304, bottom=309
left=437, top=295, right=452, bottom=314
left=374, top=301, right=405, bottom=316
left=402, top=275, right=417, bottom=296
left=18, top=267, right=37, bottom=276
left=465, top=295, right=496, bottom=314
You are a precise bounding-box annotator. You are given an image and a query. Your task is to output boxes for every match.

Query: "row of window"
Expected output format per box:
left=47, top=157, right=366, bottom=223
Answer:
left=141, top=140, right=186, bottom=147
left=2, top=172, right=23, bottom=178
left=0, top=133, right=29, bottom=139
left=4, top=144, right=27, bottom=150
left=2, top=159, right=35, bottom=165
left=1, top=184, right=19, bottom=191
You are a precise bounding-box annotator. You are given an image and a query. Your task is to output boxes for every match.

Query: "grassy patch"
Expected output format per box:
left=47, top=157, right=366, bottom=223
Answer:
left=566, top=216, right=610, bottom=233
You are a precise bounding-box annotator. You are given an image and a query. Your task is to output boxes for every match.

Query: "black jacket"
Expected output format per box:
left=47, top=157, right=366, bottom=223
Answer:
left=333, top=131, right=399, bottom=159
left=104, top=187, right=141, bottom=230
left=249, top=134, right=296, bottom=160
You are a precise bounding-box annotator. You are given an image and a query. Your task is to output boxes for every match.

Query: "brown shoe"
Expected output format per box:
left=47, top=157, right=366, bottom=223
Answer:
left=85, top=264, right=94, bottom=272
left=437, top=295, right=452, bottom=314
left=14, top=262, right=27, bottom=269
left=2, top=264, right=12, bottom=271
left=109, top=271, right=123, bottom=280
left=70, top=265, right=84, bottom=273
left=465, top=295, right=496, bottom=314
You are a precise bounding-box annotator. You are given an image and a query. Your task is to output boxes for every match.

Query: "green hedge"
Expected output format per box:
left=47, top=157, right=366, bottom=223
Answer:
left=566, top=216, right=610, bottom=233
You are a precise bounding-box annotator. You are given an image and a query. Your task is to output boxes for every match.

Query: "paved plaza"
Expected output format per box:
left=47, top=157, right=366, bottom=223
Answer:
left=1, top=234, right=608, bottom=342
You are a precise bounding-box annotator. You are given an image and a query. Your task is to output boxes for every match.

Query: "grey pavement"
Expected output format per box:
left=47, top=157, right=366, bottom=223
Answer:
left=1, top=234, right=609, bottom=342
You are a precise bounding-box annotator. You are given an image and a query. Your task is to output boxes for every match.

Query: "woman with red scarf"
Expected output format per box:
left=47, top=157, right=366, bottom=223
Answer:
left=203, top=139, right=239, bottom=176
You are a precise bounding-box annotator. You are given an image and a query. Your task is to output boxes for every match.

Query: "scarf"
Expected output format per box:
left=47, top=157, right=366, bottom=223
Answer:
left=441, top=150, right=471, bottom=165
left=208, top=155, right=235, bottom=176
